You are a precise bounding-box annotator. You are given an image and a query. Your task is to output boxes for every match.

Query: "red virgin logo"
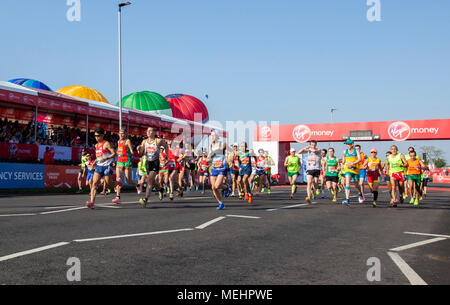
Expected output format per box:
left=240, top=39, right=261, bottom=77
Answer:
left=292, top=125, right=311, bottom=143
left=388, top=121, right=411, bottom=141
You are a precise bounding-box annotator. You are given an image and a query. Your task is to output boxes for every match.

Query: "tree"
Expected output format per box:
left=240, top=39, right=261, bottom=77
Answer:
left=434, top=158, right=447, bottom=169
left=419, top=146, right=447, bottom=167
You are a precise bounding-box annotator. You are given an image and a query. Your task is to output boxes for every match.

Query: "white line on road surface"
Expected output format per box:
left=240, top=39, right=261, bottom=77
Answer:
left=266, top=203, right=310, bottom=212
left=226, top=215, right=261, bottom=219
left=73, top=228, right=194, bottom=243
left=39, top=207, right=87, bottom=215
left=0, top=242, right=70, bottom=262
left=0, top=213, right=37, bottom=217
left=404, top=232, right=450, bottom=239
left=387, top=252, right=427, bottom=285
left=389, top=237, right=447, bottom=252
left=43, top=206, right=78, bottom=209
left=195, top=217, right=226, bottom=229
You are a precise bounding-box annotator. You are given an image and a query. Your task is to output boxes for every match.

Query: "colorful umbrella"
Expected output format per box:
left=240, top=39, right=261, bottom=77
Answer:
left=57, top=85, right=109, bottom=104
left=165, top=94, right=209, bottom=123
left=8, top=78, right=52, bottom=91
left=119, top=91, right=172, bottom=116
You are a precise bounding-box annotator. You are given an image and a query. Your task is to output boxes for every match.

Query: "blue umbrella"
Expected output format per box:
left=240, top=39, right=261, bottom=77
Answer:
left=8, top=78, right=53, bottom=91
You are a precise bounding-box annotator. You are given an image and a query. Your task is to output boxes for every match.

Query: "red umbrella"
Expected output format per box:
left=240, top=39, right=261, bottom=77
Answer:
left=165, top=94, right=209, bottom=123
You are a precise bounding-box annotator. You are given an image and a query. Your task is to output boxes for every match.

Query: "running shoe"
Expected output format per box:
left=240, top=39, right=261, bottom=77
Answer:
left=248, top=194, right=253, bottom=204
left=403, top=193, right=408, bottom=200
left=112, top=197, right=121, bottom=204
left=267, top=189, right=271, bottom=195
left=261, top=188, right=265, bottom=193
left=290, top=194, right=294, bottom=200
left=311, top=195, right=315, bottom=200
left=372, top=201, right=377, bottom=208
left=409, top=198, right=414, bottom=204
left=342, top=199, right=350, bottom=207
left=169, top=193, right=174, bottom=201
left=419, top=196, right=423, bottom=201
left=244, top=193, right=249, bottom=201
left=362, top=194, right=366, bottom=201
left=158, top=189, right=163, bottom=201
left=136, top=186, right=141, bottom=194
left=217, top=202, right=225, bottom=210
left=224, top=184, right=231, bottom=198
left=332, top=196, right=337, bottom=203
left=105, top=189, right=111, bottom=196
left=85, top=201, right=95, bottom=209
left=306, top=197, right=311, bottom=204
left=76, top=189, right=83, bottom=194
left=414, top=198, right=419, bottom=206
left=358, top=195, right=364, bottom=203
left=195, top=186, right=199, bottom=191
left=321, top=191, right=326, bottom=199
left=139, top=197, right=147, bottom=208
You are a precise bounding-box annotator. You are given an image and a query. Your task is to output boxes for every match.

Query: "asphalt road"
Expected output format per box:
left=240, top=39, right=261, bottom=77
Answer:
left=0, top=185, right=449, bottom=285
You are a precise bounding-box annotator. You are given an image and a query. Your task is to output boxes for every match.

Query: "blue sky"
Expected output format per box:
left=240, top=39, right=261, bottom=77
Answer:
left=1, top=0, right=449, bottom=160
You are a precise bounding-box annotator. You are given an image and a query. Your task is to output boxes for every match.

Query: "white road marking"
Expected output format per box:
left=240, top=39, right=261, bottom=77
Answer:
left=387, top=252, right=427, bottom=285
left=73, top=228, right=194, bottom=243
left=266, top=203, right=309, bottom=211
left=43, top=206, right=78, bottom=209
left=404, top=232, right=450, bottom=239
left=39, top=207, right=87, bottom=215
left=0, top=213, right=37, bottom=217
left=226, top=215, right=261, bottom=219
left=195, top=217, right=226, bottom=229
left=389, top=237, right=447, bottom=252
left=0, top=242, right=70, bottom=262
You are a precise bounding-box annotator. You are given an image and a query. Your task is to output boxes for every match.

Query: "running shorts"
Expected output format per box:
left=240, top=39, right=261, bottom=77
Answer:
left=159, top=169, right=169, bottom=175
left=391, top=172, right=405, bottom=182
left=359, top=169, right=367, bottom=179
left=94, top=165, right=113, bottom=178
left=211, top=168, right=227, bottom=177
left=367, top=171, right=380, bottom=184
left=306, top=170, right=321, bottom=178
left=239, top=167, right=252, bottom=177
left=146, top=160, right=160, bottom=173
left=256, top=169, right=265, bottom=176
left=287, top=171, right=298, bottom=178
left=325, top=176, right=339, bottom=183
left=117, top=160, right=133, bottom=169
left=79, top=167, right=86, bottom=175
left=199, top=171, right=208, bottom=177
left=407, top=174, right=422, bottom=187
left=86, top=172, right=94, bottom=182
left=345, top=172, right=360, bottom=181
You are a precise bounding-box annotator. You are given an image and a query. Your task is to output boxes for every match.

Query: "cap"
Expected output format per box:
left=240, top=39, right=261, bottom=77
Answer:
left=344, top=139, right=354, bottom=145
left=233, top=143, right=238, bottom=147
left=370, top=148, right=378, bottom=153
left=290, top=148, right=296, bottom=152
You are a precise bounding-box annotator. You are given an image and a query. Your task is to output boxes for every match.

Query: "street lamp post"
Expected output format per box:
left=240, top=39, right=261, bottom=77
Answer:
left=118, top=2, right=131, bottom=131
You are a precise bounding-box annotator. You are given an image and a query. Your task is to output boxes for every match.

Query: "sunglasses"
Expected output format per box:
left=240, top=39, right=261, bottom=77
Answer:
left=95, top=134, right=102, bottom=137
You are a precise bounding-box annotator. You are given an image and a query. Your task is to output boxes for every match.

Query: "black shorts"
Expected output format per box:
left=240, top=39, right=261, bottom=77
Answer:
left=146, top=160, right=160, bottom=173
left=79, top=167, right=86, bottom=175
left=199, top=171, right=208, bottom=177
left=422, top=178, right=429, bottom=187
left=187, top=162, right=196, bottom=171
left=325, top=176, right=339, bottom=183
left=306, top=170, right=321, bottom=178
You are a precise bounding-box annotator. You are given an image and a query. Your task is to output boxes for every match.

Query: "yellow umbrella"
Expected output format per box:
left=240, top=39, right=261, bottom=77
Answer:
left=57, top=85, right=109, bottom=104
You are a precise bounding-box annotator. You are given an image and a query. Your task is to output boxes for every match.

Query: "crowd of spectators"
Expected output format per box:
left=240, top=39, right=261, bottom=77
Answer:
left=0, top=118, right=147, bottom=149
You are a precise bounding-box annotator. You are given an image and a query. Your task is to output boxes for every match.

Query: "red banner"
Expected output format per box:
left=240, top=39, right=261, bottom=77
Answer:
left=255, top=119, right=450, bottom=143
left=45, top=165, right=80, bottom=189
left=0, top=143, right=38, bottom=160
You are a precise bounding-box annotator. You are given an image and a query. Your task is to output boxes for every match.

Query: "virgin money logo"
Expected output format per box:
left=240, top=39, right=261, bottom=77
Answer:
left=260, top=126, right=271, bottom=140
left=9, top=144, right=18, bottom=158
left=293, top=125, right=311, bottom=143
left=388, top=121, right=411, bottom=141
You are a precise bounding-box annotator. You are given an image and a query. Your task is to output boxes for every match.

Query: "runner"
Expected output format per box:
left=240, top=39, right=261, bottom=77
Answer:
left=385, top=145, right=408, bottom=207
left=319, top=149, right=328, bottom=199
left=112, top=128, right=137, bottom=204
left=297, top=140, right=322, bottom=203
left=236, top=142, right=253, bottom=203
left=137, top=127, right=168, bottom=207
left=185, top=146, right=197, bottom=191
left=262, top=150, right=274, bottom=195
left=158, top=146, right=169, bottom=200
left=254, top=148, right=267, bottom=194
left=77, top=148, right=88, bottom=193
left=355, top=145, right=366, bottom=203
left=175, top=142, right=186, bottom=195
left=136, top=155, right=148, bottom=195
left=324, top=147, right=339, bottom=202
left=208, top=130, right=230, bottom=209
left=249, top=149, right=259, bottom=193
left=406, top=150, right=426, bottom=206
left=197, top=150, right=210, bottom=195
left=341, top=139, right=362, bottom=207
left=167, top=142, right=180, bottom=201
left=404, top=146, right=420, bottom=200
left=421, top=163, right=430, bottom=198
left=85, top=153, right=95, bottom=191
left=284, top=148, right=300, bottom=199
left=382, top=151, right=393, bottom=200
left=363, top=148, right=382, bottom=207
left=228, top=143, right=240, bottom=197
left=85, top=128, right=116, bottom=209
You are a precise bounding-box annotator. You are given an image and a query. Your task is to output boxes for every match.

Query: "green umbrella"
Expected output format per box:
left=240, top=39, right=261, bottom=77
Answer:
left=118, top=91, right=173, bottom=116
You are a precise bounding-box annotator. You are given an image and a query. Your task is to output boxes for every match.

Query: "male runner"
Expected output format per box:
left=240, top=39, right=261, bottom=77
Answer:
left=363, top=148, right=382, bottom=207
left=284, top=148, right=300, bottom=199
left=325, top=147, right=340, bottom=202
left=385, top=145, right=408, bottom=207
left=297, top=140, right=322, bottom=204
left=341, top=139, right=362, bottom=206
